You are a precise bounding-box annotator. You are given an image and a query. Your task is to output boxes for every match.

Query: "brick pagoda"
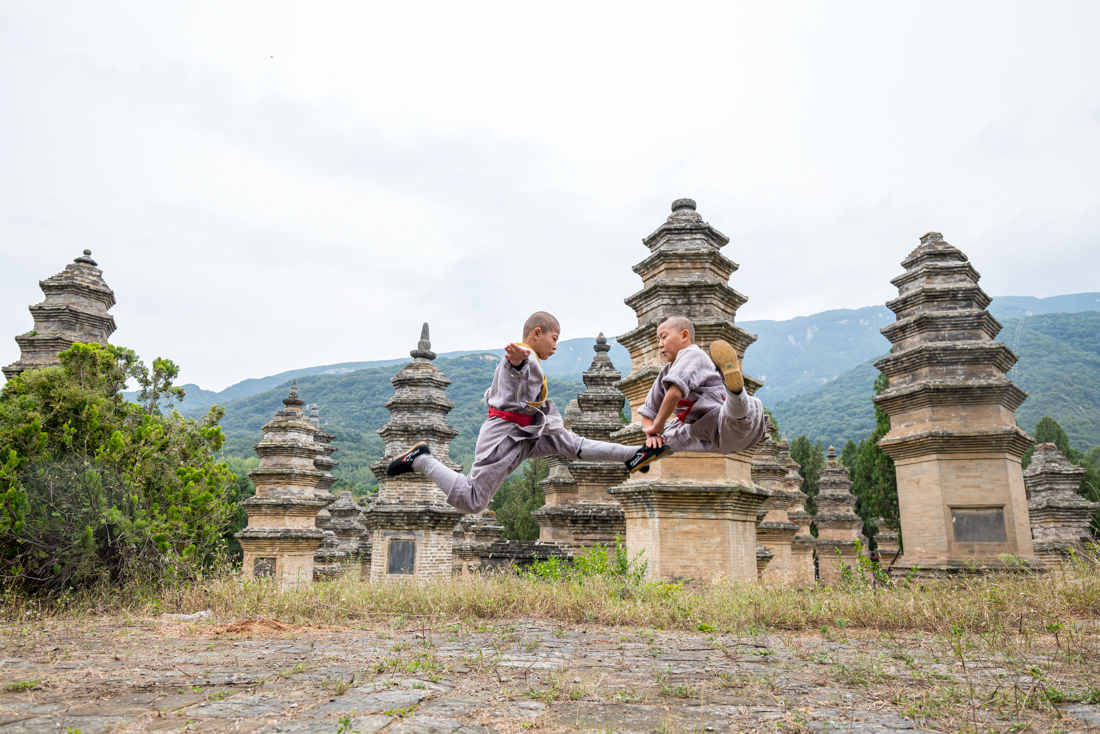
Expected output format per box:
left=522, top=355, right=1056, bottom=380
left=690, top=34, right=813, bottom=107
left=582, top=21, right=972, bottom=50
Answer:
left=813, top=447, right=865, bottom=583
left=1023, top=443, right=1099, bottom=563
left=750, top=420, right=802, bottom=581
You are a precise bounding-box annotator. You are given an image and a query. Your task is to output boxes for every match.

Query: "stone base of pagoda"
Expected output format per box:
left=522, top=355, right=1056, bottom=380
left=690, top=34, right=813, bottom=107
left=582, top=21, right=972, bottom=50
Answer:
left=757, top=521, right=799, bottom=582
left=756, top=545, right=773, bottom=578
left=365, top=502, right=462, bottom=582
left=452, top=542, right=494, bottom=576
left=479, top=540, right=576, bottom=573
left=314, top=531, right=349, bottom=581
left=237, top=527, right=325, bottom=591
left=531, top=503, right=626, bottom=547
left=609, top=480, right=769, bottom=583
left=888, top=446, right=1037, bottom=569
left=888, top=555, right=1046, bottom=578
left=874, top=530, right=902, bottom=564
left=790, top=537, right=817, bottom=583
left=815, top=540, right=863, bottom=584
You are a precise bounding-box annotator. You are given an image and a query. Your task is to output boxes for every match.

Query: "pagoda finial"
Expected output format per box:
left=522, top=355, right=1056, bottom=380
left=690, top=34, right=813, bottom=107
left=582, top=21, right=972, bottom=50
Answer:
left=283, top=378, right=305, bottom=408
left=410, top=322, right=437, bottom=361
left=74, top=249, right=97, bottom=266
left=920, top=232, right=944, bottom=245
left=672, top=198, right=696, bottom=212
left=594, top=332, right=610, bottom=354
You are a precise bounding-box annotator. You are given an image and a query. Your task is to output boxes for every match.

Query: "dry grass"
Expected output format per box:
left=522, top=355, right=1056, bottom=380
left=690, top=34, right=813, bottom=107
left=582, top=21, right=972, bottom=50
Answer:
left=16, top=553, right=1097, bottom=638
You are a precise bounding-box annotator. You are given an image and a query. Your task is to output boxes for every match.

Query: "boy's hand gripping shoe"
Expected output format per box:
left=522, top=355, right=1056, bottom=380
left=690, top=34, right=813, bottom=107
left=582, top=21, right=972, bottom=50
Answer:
left=386, top=442, right=431, bottom=477
left=627, top=444, right=671, bottom=474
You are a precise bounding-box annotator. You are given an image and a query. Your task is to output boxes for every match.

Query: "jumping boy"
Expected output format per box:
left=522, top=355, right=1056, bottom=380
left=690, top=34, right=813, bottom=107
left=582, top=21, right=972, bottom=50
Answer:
left=639, top=315, right=767, bottom=455
left=385, top=311, right=669, bottom=514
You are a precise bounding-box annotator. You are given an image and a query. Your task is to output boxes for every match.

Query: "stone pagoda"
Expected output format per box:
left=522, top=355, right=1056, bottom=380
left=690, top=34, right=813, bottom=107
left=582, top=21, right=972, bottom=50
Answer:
left=750, top=420, right=802, bottom=581
left=4, top=250, right=117, bottom=381
left=813, top=447, right=865, bottom=583
left=874, top=232, right=1037, bottom=574
left=533, top=334, right=630, bottom=547
left=872, top=519, right=901, bottom=563
left=366, top=324, right=463, bottom=581
left=237, top=381, right=333, bottom=589
left=777, top=437, right=816, bottom=583
left=1023, top=443, right=1099, bottom=563
left=608, top=199, right=770, bottom=583
left=452, top=512, right=505, bottom=575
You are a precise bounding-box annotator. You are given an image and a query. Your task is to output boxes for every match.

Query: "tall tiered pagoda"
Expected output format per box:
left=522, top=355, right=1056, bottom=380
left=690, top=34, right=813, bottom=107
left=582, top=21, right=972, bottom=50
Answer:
left=366, top=324, right=463, bottom=581
left=779, top=437, right=817, bottom=583
left=608, top=199, right=770, bottom=583
left=533, top=334, right=630, bottom=547
left=237, top=381, right=333, bottom=589
left=4, top=250, right=117, bottom=380
left=874, top=232, right=1037, bottom=574
left=813, top=447, right=865, bottom=583
left=750, top=419, right=803, bottom=581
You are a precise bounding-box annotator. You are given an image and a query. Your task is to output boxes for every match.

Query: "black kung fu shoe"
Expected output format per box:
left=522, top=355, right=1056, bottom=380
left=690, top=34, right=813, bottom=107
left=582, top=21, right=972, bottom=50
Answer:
left=386, top=442, right=431, bottom=477
left=627, top=444, right=671, bottom=474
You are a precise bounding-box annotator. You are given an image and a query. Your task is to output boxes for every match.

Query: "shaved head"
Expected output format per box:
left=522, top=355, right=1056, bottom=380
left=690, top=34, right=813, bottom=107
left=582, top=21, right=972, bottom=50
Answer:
left=657, top=315, right=695, bottom=342
left=523, top=311, right=560, bottom=339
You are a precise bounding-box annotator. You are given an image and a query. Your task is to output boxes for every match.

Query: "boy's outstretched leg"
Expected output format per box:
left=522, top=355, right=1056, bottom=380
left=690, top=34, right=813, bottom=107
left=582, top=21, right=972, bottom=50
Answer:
left=709, top=339, right=752, bottom=420
left=386, top=441, right=522, bottom=514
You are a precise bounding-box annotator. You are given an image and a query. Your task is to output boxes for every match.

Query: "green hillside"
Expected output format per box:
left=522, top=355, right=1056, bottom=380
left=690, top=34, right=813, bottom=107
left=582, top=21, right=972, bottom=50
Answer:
left=217, top=354, right=586, bottom=494
left=771, top=311, right=1100, bottom=453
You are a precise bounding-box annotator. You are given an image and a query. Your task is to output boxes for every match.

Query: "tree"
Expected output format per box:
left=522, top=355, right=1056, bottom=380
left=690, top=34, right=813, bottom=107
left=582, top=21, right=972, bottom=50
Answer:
left=489, top=459, right=547, bottom=540
left=789, top=435, right=825, bottom=517
left=0, top=343, right=237, bottom=596
left=840, top=372, right=898, bottom=536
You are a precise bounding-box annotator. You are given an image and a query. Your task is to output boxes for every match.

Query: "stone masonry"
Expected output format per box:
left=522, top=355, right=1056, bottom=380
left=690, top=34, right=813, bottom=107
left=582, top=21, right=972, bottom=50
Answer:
left=366, top=324, right=463, bottom=582
left=874, top=232, right=1037, bottom=575
left=237, top=381, right=333, bottom=590
left=813, top=447, right=865, bottom=583
left=778, top=436, right=817, bottom=583
left=750, top=419, right=802, bottom=582
left=4, top=250, right=116, bottom=381
left=452, top=511, right=505, bottom=576
left=1023, top=443, right=1099, bottom=563
left=533, top=334, right=629, bottom=548
left=608, top=199, right=770, bottom=583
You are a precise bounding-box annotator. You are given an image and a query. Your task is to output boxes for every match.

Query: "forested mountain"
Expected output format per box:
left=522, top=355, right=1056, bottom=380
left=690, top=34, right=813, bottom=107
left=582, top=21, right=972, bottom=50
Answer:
left=771, top=311, right=1100, bottom=453
left=216, top=354, right=586, bottom=494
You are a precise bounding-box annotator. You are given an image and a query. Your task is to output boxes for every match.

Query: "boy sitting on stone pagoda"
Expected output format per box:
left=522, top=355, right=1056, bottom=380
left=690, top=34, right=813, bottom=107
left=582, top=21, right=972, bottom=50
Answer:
left=640, top=315, right=767, bottom=455
left=386, top=311, right=669, bottom=514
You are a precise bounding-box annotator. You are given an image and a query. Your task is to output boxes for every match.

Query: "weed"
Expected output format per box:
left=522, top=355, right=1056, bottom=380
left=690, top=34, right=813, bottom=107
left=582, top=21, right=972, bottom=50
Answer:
left=325, top=673, right=356, bottom=696
left=2, top=679, right=39, bottom=693
left=337, top=714, right=360, bottom=734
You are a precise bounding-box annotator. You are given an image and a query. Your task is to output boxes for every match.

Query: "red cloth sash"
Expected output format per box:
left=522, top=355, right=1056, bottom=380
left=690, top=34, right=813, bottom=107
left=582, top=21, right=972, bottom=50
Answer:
left=675, top=399, right=696, bottom=423
left=489, top=407, right=534, bottom=427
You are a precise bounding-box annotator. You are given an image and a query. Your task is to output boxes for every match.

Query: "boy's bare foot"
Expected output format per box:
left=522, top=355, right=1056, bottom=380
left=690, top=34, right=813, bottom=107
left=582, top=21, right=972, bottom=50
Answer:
left=709, top=339, right=744, bottom=394
left=386, top=442, right=431, bottom=477
left=627, top=444, right=671, bottom=474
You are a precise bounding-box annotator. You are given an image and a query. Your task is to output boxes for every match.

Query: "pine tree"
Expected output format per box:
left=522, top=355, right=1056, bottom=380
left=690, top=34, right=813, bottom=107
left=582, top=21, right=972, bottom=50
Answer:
left=842, top=372, right=899, bottom=536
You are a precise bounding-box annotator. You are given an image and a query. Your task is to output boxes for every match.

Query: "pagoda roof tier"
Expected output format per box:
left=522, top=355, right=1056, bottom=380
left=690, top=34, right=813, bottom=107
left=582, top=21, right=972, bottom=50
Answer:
left=240, top=494, right=332, bottom=513
left=890, top=259, right=982, bottom=292
left=878, top=426, right=1033, bottom=460
left=26, top=304, right=116, bottom=336
left=874, top=342, right=1018, bottom=380
left=641, top=198, right=731, bottom=250
left=874, top=380, right=1028, bottom=415
left=383, top=394, right=457, bottom=417
left=758, top=520, right=800, bottom=534
left=899, top=232, right=970, bottom=268
left=390, top=368, right=454, bottom=393
left=609, top=481, right=770, bottom=516
left=38, top=262, right=117, bottom=308
left=235, top=527, right=325, bottom=543
left=376, top=423, right=459, bottom=446
left=248, top=467, right=329, bottom=488
left=632, top=248, right=739, bottom=287
left=881, top=310, right=1003, bottom=349
left=886, top=283, right=993, bottom=320
left=624, top=281, right=749, bottom=324
left=618, top=319, right=759, bottom=372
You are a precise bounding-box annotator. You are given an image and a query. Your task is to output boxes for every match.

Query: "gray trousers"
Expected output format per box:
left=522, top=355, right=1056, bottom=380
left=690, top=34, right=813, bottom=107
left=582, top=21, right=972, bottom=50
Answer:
left=414, top=432, right=636, bottom=514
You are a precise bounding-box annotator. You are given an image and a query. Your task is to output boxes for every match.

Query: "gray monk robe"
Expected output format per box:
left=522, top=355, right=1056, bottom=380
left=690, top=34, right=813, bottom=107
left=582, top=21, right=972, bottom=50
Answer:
left=639, top=344, right=767, bottom=454
left=413, top=348, right=638, bottom=514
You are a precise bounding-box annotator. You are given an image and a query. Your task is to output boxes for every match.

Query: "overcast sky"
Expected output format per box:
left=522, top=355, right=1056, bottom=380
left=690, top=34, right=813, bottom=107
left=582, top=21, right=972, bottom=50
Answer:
left=2, top=2, right=1098, bottom=391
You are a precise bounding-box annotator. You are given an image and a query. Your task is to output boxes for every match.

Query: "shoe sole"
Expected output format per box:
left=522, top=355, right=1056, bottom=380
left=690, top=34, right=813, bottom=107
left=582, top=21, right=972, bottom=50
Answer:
left=629, top=445, right=670, bottom=474
left=387, top=442, right=427, bottom=476
left=709, top=339, right=744, bottom=393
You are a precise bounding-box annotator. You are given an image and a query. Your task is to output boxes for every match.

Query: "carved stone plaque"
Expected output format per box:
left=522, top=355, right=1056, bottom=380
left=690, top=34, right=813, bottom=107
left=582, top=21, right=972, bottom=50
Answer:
left=388, top=540, right=416, bottom=575
left=254, top=557, right=276, bottom=578
left=951, top=508, right=1008, bottom=543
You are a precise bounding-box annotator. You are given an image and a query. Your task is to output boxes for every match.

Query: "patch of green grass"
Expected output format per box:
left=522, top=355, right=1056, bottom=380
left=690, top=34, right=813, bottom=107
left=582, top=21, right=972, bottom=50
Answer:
left=3, top=680, right=39, bottom=693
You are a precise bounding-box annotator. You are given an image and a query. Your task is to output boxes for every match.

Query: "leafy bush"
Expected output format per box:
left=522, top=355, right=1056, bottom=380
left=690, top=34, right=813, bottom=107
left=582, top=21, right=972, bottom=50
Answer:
left=523, top=536, right=648, bottom=585
left=0, top=343, right=237, bottom=596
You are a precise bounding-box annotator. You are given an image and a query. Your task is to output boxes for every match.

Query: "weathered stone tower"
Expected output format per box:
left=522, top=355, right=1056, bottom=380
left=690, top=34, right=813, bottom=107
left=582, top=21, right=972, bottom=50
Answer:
left=533, top=334, right=630, bottom=547
left=779, top=437, right=817, bottom=583
left=452, top=512, right=505, bottom=575
left=1023, top=444, right=1099, bottom=563
left=237, top=381, right=332, bottom=589
left=366, top=324, right=463, bottom=581
left=750, top=420, right=803, bottom=582
left=874, top=232, right=1037, bottom=574
left=872, top=519, right=901, bottom=562
left=608, top=199, right=770, bottom=583
left=4, top=250, right=116, bottom=381
left=813, top=447, right=865, bottom=583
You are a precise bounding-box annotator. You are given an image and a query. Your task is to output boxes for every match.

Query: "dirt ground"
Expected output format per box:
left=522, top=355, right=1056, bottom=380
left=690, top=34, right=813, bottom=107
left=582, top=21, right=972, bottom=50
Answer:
left=0, top=615, right=1096, bottom=734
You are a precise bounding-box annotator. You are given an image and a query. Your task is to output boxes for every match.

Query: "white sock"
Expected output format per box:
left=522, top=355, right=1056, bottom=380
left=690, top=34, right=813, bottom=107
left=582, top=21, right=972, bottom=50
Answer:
left=577, top=437, right=636, bottom=462
left=725, top=388, right=750, bottom=420
left=412, top=453, right=461, bottom=494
